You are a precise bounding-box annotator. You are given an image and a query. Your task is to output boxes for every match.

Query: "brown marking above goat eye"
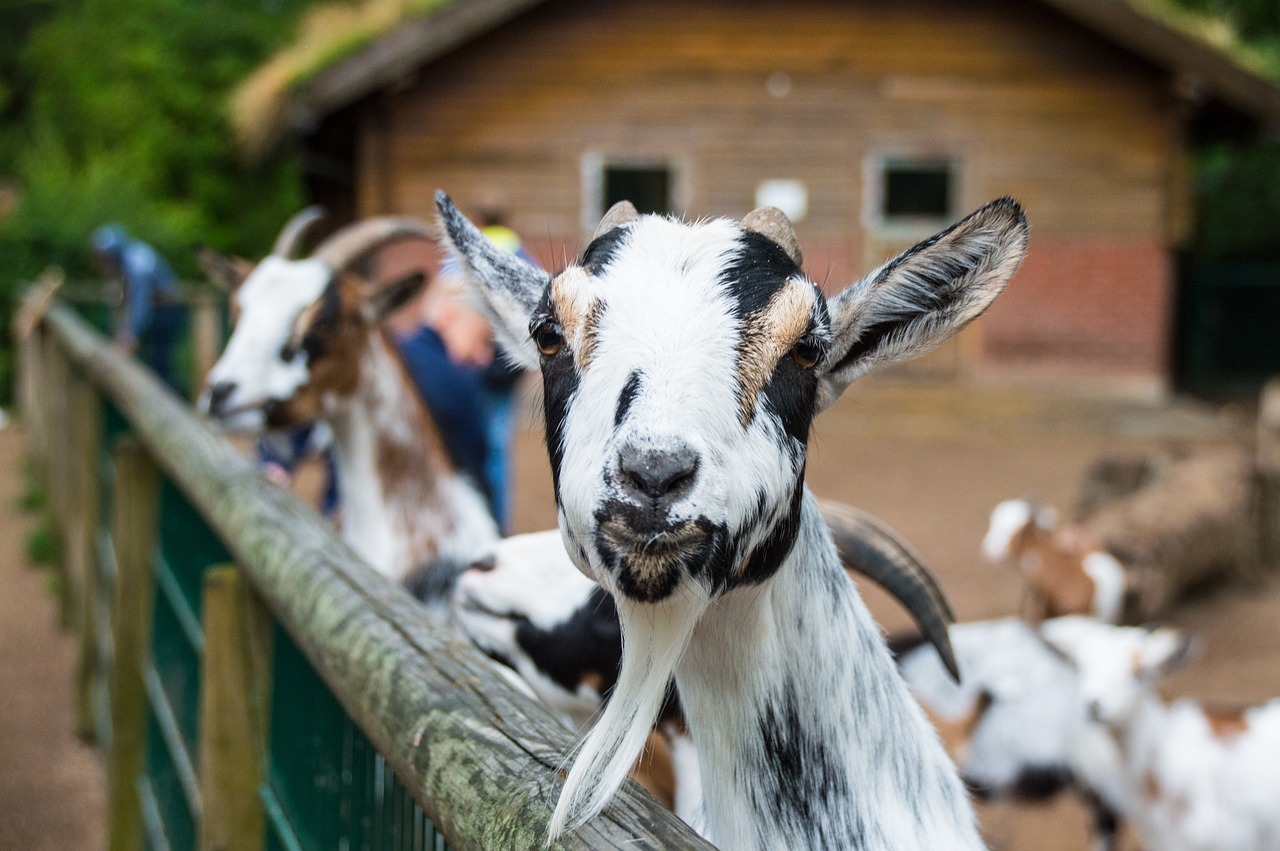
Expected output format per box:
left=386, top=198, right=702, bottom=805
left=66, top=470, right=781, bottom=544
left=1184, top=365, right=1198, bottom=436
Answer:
left=736, top=281, right=819, bottom=425
left=549, top=268, right=603, bottom=369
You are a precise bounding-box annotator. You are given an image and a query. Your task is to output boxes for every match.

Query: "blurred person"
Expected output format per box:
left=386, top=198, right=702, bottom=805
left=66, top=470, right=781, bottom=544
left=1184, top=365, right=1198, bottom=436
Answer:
left=432, top=207, right=537, bottom=533
left=90, top=223, right=187, bottom=391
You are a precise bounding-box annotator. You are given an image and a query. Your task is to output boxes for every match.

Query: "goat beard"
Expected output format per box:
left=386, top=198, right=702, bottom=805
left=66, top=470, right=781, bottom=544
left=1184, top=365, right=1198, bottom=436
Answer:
left=546, top=590, right=707, bottom=842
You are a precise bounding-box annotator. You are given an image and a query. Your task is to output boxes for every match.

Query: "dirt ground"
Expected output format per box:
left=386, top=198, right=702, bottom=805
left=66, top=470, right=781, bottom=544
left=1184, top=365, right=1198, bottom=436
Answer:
left=509, top=380, right=1279, bottom=851
left=0, top=427, right=106, bottom=850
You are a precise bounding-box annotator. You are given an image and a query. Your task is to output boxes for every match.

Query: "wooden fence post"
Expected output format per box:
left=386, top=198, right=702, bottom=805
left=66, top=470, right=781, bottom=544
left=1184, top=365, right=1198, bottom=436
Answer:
left=190, top=293, right=221, bottom=403
left=43, top=333, right=76, bottom=626
left=1258, top=377, right=1280, bottom=568
left=199, top=565, right=272, bottom=851
left=107, top=439, right=160, bottom=851
left=68, top=372, right=104, bottom=741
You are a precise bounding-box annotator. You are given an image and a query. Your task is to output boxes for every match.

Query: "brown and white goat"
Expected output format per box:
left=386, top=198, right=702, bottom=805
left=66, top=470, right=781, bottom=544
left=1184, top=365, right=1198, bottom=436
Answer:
left=1043, top=617, right=1280, bottom=851
left=199, top=212, right=498, bottom=584
left=983, top=497, right=1129, bottom=623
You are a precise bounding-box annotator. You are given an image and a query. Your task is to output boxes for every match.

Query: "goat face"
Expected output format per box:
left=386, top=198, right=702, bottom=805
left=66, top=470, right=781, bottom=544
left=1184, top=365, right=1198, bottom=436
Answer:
left=439, top=193, right=1028, bottom=608
left=198, top=215, right=431, bottom=433
left=1041, top=617, right=1196, bottom=726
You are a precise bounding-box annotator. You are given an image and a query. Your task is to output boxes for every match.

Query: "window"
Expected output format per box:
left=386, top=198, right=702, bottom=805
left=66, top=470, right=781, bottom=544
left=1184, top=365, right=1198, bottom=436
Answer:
left=869, top=157, right=957, bottom=228
left=603, top=164, right=673, bottom=216
left=582, top=155, right=686, bottom=232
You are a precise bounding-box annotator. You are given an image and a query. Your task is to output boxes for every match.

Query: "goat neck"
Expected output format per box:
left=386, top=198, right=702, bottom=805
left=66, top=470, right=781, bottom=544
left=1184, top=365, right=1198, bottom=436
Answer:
left=327, top=327, right=497, bottom=581
left=675, top=491, right=982, bottom=850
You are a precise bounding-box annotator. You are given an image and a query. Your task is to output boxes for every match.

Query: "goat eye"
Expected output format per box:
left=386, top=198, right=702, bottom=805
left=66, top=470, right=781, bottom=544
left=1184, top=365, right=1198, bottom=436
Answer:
left=533, top=320, right=565, bottom=357
left=280, top=341, right=299, bottom=361
left=791, top=335, right=824, bottom=369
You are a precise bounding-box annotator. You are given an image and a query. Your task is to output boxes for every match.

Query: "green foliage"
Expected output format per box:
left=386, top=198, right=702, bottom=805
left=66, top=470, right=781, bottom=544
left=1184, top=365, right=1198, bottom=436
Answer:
left=0, top=0, right=323, bottom=403
left=1193, top=139, right=1280, bottom=261
left=25, top=520, right=59, bottom=566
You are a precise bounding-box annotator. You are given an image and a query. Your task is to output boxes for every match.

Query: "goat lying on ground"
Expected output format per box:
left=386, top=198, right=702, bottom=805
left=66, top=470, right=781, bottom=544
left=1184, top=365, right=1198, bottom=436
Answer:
left=1042, top=617, right=1280, bottom=851
left=441, top=190, right=1028, bottom=848
left=893, top=617, right=1127, bottom=851
left=984, top=497, right=1129, bottom=623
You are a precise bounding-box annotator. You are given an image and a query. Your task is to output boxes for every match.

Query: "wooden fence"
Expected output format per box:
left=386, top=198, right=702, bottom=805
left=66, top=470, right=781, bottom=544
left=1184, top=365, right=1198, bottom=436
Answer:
left=17, top=291, right=710, bottom=851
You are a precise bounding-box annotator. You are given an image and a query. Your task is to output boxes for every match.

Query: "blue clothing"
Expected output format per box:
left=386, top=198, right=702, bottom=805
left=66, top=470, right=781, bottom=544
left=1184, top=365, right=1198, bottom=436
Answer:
left=395, top=325, right=493, bottom=509
left=91, top=224, right=186, bottom=390
left=258, top=425, right=340, bottom=517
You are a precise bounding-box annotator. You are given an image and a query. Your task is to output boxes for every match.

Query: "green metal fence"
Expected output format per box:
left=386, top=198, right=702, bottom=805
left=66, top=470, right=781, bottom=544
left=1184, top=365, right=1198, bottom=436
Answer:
left=19, top=292, right=709, bottom=851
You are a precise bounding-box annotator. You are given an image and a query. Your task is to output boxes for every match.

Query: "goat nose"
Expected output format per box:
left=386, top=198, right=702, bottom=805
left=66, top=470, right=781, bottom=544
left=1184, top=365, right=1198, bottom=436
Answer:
left=618, top=443, right=699, bottom=503
left=206, top=381, right=236, bottom=416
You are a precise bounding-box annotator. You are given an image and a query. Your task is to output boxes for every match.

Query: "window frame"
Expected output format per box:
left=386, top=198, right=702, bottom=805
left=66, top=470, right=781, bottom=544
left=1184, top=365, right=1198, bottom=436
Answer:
left=863, top=152, right=963, bottom=237
left=581, top=152, right=689, bottom=234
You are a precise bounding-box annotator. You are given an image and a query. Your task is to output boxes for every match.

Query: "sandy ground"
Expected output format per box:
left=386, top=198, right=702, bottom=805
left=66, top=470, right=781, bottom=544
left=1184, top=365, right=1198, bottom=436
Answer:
left=508, top=380, right=1279, bottom=851
left=0, top=427, right=106, bottom=850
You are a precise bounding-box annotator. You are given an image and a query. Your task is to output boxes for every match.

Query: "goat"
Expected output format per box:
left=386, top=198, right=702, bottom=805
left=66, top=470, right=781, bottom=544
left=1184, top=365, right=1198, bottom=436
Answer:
left=198, top=211, right=498, bottom=584
left=439, top=190, right=1028, bottom=848
left=1042, top=616, right=1280, bottom=851
left=893, top=617, right=1127, bottom=851
left=983, top=497, right=1129, bottom=623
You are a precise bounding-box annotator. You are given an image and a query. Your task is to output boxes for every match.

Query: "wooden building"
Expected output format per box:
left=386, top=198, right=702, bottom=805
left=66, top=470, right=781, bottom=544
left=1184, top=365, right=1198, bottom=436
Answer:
left=240, top=0, right=1280, bottom=393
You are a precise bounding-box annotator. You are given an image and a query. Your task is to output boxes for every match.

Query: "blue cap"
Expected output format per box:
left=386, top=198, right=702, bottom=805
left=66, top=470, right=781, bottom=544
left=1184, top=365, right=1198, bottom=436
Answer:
left=90, top=223, right=128, bottom=256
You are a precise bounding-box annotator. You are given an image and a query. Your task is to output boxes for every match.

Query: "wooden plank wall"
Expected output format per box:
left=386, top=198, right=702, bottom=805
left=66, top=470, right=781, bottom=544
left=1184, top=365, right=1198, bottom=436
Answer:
left=358, top=0, right=1182, bottom=381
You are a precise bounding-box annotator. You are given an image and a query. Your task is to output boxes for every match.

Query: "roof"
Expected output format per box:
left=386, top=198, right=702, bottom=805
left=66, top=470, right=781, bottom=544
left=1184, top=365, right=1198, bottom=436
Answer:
left=233, top=0, right=1280, bottom=161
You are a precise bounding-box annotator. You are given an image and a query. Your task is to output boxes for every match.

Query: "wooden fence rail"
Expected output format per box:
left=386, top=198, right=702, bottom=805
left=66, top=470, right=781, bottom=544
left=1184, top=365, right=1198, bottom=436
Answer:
left=19, top=292, right=710, bottom=851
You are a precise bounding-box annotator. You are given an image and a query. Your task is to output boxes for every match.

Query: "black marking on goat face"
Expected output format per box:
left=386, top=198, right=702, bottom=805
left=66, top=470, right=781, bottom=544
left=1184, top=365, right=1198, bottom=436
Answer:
left=726, top=232, right=826, bottom=439
left=593, top=501, right=725, bottom=602
left=581, top=225, right=632, bottom=276
left=753, top=691, right=857, bottom=846
left=534, top=292, right=578, bottom=505
left=614, top=370, right=642, bottom=427
left=731, top=482, right=805, bottom=590
left=513, top=586, right=622, bottom=696
left=301, top=278, right=343, bottom=362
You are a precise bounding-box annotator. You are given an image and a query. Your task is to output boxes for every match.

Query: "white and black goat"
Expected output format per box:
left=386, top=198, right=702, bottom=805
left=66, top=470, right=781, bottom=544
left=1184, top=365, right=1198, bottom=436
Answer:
left=1042, top=617, right=1280, bottom=851
left=984, top=498, right=1129, bottom=624
left=198, top=211, right=498, bottom=584
left=893, top=618, right=1128, bottom=851
left=439, top=190, right=1028, bottom=848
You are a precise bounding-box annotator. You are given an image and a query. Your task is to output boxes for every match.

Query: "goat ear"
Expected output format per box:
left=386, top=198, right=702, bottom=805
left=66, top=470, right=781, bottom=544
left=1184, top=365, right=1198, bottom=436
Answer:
left=369, top=271, right=428, bottom=321
left=435, top=191, right=549, bottom=370
left=1137, top=628, right=1198, bottom=679
left=197, top=246, right=254, bottom=293
left=816, top=197, right=1028, bottom=409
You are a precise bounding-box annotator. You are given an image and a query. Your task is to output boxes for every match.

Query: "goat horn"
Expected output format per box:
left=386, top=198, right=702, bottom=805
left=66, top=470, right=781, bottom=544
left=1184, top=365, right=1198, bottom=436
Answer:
left=311, top=217, right=437, bottom=273
left=593, top=200, right=639, bottom=240
left=819, top=499, right=960, bottom=682
left=742, top=205, right=803, bottom=266
left=271, top=205, right=326, bottom=259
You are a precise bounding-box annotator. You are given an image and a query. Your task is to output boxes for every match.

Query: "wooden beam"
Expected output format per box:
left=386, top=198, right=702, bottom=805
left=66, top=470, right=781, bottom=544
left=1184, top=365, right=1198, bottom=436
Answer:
left=34, top=297, right=710, bottom=850
left=69, top=372, right=104, bottom=741
left=199, top=566, right=272, bottom=851
left=107, top=438, right=161, bottom=851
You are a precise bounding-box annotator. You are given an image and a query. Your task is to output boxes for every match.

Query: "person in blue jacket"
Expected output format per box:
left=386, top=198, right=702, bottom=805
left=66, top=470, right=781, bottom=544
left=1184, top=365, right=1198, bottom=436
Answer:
left=90, top=224, right=187, bottom=392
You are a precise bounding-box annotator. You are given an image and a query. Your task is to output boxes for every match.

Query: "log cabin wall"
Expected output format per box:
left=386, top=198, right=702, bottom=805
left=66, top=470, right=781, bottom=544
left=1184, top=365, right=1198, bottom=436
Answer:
left=355, top=0, right=1184, bottom=387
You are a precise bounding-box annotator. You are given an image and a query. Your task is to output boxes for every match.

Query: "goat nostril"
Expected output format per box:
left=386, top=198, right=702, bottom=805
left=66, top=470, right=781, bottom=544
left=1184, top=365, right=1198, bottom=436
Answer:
left=206, top=381, right=236, bottom=414
left=619, top=445, right=700, bottom=502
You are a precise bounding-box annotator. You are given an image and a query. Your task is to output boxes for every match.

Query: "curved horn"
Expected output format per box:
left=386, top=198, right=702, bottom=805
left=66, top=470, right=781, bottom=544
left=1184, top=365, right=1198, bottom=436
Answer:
left=311, top=217, right=438, bottom=273
left=271, top=205, right=326, bottom=259
left=593, top=200, right=639, bottom=240
left=742, top=205, right=803, bottom=266
left=819, top=499, right=960, bottom=682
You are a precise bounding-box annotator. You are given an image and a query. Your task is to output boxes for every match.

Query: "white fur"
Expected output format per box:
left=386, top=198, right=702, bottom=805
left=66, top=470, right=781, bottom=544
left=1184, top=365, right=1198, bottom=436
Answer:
left=1082, top=552, right=1126, bottom=625
left=899, top=617, right=1128, bottom=824
left=982, top=499, right=1036, bottom=563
